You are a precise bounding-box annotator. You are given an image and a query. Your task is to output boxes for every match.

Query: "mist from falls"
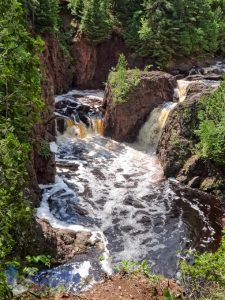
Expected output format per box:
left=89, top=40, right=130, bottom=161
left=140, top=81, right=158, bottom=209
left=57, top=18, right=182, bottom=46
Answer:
left=36, top=80, right=224, bottom=293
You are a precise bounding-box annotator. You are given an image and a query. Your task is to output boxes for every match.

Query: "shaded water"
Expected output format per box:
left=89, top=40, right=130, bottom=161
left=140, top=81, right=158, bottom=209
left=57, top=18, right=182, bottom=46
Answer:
left=36, top=88, right=224, bottom=293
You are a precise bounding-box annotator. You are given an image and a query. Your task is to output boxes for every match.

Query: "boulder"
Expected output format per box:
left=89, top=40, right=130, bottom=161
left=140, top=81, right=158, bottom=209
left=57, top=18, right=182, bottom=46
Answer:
left=34, top=219, right=104, bottom=264
left=103, top=71, right=176, bottom=142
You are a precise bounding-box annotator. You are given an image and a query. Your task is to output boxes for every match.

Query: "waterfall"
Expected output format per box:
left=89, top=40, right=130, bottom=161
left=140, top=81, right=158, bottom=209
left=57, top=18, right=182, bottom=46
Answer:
left=63, top=118, right=104, bottom=138
left=90, top=119, right=104, bottom=136
left=175, top=80, right=191, bottom=102
left=137, top=102, right=177, bottom=151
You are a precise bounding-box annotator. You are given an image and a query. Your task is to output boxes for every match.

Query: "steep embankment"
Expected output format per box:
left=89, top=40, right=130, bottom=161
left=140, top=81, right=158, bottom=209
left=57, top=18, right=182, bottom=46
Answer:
left=28, top=33, right=74, bottom=206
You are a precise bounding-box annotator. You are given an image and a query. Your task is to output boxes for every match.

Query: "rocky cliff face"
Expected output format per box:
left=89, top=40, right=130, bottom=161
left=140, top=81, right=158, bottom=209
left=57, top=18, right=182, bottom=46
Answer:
left=72, top=33, right=130, bottom=89
left=158, top=80, right=225, bottom=196
left=103, top=71, right=176, bottom=142
left=29, top=34, right=74, bottom=206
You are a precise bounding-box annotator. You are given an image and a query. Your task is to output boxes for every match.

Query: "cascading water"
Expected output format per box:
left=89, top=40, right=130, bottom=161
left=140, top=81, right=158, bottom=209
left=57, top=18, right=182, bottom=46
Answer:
left=136, top=102, right=177, bottom=151
left=36, top=82, right=224, bottom=293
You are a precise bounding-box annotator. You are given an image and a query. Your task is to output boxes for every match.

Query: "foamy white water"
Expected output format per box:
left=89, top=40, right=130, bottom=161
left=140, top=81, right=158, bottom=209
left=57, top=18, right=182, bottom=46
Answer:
left=36, top=89, right=223, bottom=293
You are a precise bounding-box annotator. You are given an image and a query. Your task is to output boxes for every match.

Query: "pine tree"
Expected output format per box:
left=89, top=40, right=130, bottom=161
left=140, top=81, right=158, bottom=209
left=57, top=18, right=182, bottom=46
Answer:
left=68, top=0, right=85, bottom=21
left=81, top=0, right=112, bottom=43
left=34, top=0, right=60, bottom=33
left=179, top=0, right=218, bottom=55
left=137, top=0, right=182, bottom=65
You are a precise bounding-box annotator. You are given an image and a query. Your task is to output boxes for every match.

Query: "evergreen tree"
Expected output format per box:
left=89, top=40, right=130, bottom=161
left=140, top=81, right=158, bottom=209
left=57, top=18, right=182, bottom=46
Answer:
left=179, top=0, right=218, bottom=55
left=127, top=0, right=218, bottom=65
left=138, top=0, right=182, bottom=64
left=80, top=0, right=112, bottom=43
left=68, top=0, right=85, bottom=21
left=210, top=0, right=225, bottom=53
left=109, top=0, right=143, bottom=23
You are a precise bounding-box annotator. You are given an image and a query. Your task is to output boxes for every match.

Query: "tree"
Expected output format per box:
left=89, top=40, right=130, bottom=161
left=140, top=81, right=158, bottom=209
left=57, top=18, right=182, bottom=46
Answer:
left=0, top=0, right=44, bottom=295
left=80, top=0, right=112, bottom=43
left=68, top=0, right=85, bottom=21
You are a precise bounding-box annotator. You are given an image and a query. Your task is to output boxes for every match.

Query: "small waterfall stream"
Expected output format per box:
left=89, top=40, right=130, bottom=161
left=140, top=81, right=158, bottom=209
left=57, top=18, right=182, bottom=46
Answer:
left=136, top=102, right=177, bottom=151
left=35, top=78, right=224, bottom=293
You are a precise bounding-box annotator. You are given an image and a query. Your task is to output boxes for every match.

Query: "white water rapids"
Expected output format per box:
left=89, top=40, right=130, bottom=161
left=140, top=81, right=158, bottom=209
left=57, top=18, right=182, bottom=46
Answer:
left=35, top=84, right=223, bottom=293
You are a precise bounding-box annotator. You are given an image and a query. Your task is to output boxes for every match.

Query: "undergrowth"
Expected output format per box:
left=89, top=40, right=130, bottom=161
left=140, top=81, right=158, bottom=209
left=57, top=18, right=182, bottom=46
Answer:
left=180, top=233, right=225, bottom=299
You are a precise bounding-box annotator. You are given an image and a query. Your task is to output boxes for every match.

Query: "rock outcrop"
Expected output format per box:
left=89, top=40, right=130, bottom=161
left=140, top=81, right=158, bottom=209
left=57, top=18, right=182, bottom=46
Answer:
left=158, top=80, right=225, bottom=196
left=72, top=33, right=129, bottom=89
left=29, top=34, right=74, bottom=206
left=33, top=219, right=104, bottom=264
left=103, top=71, right=176, bottom=142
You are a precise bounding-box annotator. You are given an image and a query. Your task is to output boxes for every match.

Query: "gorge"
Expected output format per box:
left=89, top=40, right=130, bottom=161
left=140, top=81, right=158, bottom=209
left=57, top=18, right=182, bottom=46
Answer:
left=33, top=67, right=225, bottom=294
left=1, top=1, right=225, bottom=299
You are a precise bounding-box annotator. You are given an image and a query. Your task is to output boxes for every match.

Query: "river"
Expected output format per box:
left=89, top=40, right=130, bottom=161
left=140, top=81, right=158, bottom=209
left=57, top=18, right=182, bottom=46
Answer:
left=35, top=78, right=224, bottom=293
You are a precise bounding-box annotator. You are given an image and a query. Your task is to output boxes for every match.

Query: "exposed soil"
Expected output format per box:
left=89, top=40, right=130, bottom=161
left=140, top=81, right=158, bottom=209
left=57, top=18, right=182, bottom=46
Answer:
left=25, top=274, right=183, bottom=300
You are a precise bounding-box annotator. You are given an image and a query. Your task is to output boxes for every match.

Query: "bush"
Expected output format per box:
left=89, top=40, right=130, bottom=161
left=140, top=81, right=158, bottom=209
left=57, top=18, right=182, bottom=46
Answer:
left=195, top=83, right=225, bottom=165
left=180, top=233, right=225, bottom=299
left=180, top=234, right=225, bottom=285
left=108, top=54, right=141, bottom=104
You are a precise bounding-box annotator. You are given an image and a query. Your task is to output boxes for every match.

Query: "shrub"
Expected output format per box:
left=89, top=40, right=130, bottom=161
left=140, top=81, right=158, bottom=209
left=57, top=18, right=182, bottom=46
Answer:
left=180, top=233, right=225, bottom=299
left=180, top=234, right=225, bottom=285
left=195, top=83, right=225, bottom=165
left=108, top=54, right=141, bottom=104
left=40, top=141, right=52, bottom=159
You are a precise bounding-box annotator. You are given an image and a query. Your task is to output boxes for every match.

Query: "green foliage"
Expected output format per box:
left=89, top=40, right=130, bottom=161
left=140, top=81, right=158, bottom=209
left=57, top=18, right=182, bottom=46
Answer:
left=0, top=0, right=44, bottom=296
left=163, top=289, right=175, bottom=300
left=68, top=0, right=112, bottom=43
left=108, top=54, right=141, bottom=104
left=40, top=141, right=52, bottom=159
left=195, top=83, right=225, bottom=164
left=69, top=0, right=225, bottom=64
left=180, top=233, right=225, bottom=286
left=115, top=259, right=161, bottom=282
left=22, top=0, right=60, bottom=33
left=115, top=260, right=138, bottom=274
left=25, top=255, right=52, bottom=268
left=68, top=0, right=84, bottom=21
left=23, top=255, right=52, bottom=276
left=35, top=0, right=60, bottom=33
left=125, top=0, right=225, bottom=65
left=129, top=0, right=217, bottom=66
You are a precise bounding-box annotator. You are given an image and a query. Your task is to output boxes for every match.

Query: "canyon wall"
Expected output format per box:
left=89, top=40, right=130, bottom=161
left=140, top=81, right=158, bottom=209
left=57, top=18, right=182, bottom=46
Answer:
left=29, top=34, right=74, bottom=206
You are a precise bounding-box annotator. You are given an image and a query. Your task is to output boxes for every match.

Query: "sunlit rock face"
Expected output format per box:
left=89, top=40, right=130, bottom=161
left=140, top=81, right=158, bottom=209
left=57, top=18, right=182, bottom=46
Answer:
left=103, top=71, right=176, bottom=143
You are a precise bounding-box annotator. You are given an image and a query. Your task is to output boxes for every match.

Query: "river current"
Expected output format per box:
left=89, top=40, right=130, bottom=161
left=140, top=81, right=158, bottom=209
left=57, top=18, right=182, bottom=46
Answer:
left=36, top=85, right=224, bottom=293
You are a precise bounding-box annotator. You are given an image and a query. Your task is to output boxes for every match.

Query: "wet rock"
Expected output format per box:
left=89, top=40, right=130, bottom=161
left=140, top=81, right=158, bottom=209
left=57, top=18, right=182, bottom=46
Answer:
left=103, top=71, right=176, bottom=142
left=56, top=118, right=66, bottom=134
left=36, top=219, right=103, bottom=264
left=186, top=74, right=222, bottom=81
left=188, top=176, right=201, bottom=188
left=123, top=195, right=145, bottom=209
